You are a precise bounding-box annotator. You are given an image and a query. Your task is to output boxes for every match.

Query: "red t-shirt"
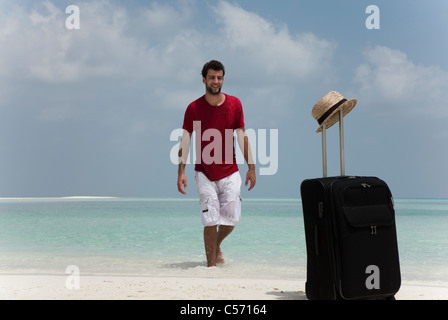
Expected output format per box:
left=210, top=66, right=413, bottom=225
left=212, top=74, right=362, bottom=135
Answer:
left=182, top=94, right=245, bottom=181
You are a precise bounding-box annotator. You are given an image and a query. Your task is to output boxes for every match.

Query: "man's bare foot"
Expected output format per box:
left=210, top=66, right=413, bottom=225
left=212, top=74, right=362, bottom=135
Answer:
left=216, top=248, right=225, bottom=264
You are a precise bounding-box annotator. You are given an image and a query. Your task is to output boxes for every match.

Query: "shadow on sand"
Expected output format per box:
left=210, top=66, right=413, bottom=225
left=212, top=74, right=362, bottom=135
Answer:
left=162, top=261, right=207, bottom=269
left=162, top=261, right=308, bottom=300
left=266, top=290, right=307, bottom=300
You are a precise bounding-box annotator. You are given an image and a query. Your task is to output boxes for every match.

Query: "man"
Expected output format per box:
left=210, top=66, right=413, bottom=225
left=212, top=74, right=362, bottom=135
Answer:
left=177, top=60, right=256, bottom=267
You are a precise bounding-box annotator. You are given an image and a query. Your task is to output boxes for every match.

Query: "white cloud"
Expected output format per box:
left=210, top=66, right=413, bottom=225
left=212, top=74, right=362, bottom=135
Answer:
left=0, top=0, right=336, bottom=118
left=0, top=0, right=200, bottom=85
left=355, top=45, right=448, bottom=118
left=0, top=0, right=335, bottom=83
left=0, top=1, right=118, bottom=83
left=213, top=1, right=336, bottom=81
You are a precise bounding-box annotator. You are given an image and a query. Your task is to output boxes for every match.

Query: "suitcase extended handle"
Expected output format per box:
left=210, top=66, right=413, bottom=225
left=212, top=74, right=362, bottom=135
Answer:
left=322, top=109, right=345, bottom=177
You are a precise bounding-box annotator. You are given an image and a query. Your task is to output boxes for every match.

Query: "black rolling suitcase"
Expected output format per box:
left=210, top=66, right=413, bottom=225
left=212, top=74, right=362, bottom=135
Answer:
left=300, top=93, right=401, bottom=300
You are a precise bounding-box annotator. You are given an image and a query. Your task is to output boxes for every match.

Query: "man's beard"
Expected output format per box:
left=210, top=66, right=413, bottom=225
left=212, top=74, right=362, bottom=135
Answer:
left=206, top=84, right=222, bottom=95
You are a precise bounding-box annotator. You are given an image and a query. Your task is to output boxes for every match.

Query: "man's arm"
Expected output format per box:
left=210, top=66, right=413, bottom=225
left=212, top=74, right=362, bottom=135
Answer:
left=177, top=130, right=192, bottom=195
left=236, top=128, right=256, bottom=191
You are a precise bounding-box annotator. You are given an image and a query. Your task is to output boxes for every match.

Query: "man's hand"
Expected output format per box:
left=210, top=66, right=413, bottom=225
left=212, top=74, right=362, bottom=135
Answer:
left=245, top=168, right=256, bottom=191
left=177, top=172, right=188, bottom=195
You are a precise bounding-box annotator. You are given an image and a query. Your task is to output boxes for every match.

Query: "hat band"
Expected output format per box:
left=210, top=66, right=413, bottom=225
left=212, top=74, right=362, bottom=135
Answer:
left=318, top=99, right=347, bottom=125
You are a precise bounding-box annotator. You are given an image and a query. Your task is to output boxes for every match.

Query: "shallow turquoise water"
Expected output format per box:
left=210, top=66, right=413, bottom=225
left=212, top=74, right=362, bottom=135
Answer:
left=0, top=198, right=446, bottom=282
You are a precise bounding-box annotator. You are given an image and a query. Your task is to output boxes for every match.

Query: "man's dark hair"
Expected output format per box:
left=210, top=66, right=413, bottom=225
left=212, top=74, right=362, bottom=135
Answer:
left=201, top=60, right=225, bottom=78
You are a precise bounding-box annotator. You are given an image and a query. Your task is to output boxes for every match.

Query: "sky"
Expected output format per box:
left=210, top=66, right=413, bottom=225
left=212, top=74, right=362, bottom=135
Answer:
left=1, top=0, right=448, bottom=199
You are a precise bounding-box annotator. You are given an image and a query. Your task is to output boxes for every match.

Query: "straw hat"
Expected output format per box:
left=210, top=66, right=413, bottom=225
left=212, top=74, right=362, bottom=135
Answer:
left=312, top=91, right=357, bottom=133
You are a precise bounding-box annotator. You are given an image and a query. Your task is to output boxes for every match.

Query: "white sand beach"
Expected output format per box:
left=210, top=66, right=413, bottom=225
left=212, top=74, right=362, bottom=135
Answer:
left=1, top=275, right=447, bottom=300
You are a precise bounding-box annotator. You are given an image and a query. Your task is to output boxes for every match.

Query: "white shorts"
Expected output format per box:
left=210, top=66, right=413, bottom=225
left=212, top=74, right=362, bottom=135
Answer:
left=195, top=171, right=242, bottom=227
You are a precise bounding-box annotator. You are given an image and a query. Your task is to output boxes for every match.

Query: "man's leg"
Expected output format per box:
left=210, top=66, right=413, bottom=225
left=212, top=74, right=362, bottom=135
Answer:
left=216, top=225, right=234, bottom=264
left=204, top=225, right=234, bottom=266
left=214, top=172, right=241, bottom=265
left=204, top=226, right=218, bottom=267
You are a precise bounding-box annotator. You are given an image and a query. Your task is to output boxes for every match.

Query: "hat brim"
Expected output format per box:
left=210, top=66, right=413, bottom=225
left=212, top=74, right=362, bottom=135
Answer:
left=316, top=98, right=357, bottom=133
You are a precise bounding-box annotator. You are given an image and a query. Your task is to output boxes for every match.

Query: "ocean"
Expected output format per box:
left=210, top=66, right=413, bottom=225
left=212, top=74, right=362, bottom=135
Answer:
left=0, top=198, right=447, bottom=284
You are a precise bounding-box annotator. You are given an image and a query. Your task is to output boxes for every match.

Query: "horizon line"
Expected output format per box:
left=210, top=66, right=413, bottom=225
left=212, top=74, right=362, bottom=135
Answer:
left=0, top=196, right=447, bottom=201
